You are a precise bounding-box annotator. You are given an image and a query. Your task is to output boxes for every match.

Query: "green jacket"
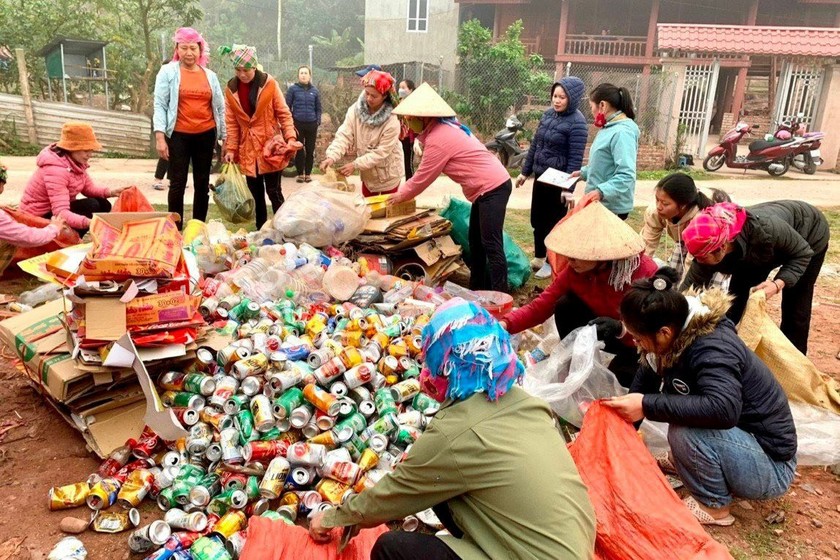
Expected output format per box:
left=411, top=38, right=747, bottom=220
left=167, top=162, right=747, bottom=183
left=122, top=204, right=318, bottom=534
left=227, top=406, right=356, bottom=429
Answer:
left=321, top=386, right=596, bottom=560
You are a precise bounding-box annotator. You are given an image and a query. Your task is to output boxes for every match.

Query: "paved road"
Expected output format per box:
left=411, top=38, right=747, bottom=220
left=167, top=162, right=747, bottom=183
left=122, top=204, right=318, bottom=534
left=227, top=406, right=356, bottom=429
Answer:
left=3, top=156, right=840, bottom=210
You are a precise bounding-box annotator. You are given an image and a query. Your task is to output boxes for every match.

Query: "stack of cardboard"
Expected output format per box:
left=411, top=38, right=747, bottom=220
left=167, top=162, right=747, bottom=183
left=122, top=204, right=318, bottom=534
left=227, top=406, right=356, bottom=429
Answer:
left=0, top=213, right=212, bottom=456
left=353, top=204, right=464, bottom=284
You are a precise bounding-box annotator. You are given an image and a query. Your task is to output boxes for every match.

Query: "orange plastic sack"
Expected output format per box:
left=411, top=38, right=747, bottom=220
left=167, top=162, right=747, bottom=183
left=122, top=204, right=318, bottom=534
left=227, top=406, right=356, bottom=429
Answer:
left=1, top=206, right=82, bottom=264
left=112, top=186, right=154, bottom=212
left=546, top=191, right=601, bottom=278
left=240, top=517, right=389, bottom=560
left=568, top=402, right=733, bottom=560
left=263, top=135, right=304, bottom=169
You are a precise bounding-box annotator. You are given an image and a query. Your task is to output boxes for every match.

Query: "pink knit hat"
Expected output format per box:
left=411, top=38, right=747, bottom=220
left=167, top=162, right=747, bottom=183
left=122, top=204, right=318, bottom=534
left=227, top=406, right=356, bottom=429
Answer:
left=172, top=27, right=210, bottom=67
left=682, top=202, right=747, bottom=258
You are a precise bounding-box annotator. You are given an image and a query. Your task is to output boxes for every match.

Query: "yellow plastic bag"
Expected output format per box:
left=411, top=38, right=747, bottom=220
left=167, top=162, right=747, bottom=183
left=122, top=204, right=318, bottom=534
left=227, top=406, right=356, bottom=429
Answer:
left=212, top=163, right=255, bottom=224
left=738, top=291, right=840, bottom=414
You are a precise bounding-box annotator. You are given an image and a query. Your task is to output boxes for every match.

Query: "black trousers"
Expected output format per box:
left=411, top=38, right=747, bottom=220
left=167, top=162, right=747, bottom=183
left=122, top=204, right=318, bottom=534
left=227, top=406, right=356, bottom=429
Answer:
left=371, top=532, right=461, bottom=560
left=469, top=180, right=511, bottom=293
left=294, top=120, right=318, bottom=176
left=401, top=137, right=414, bottom=180
left=166, top=128, right=216, bottom=229
left=554, top=292, right=639, bottom=388
left=245, top=171, right=282, bottom=230
left=727, top=247, right=826, bottom=355
left=530, top=180, right=568, bottom=259
left=46, top=197, right=112, bottom=236
left=154, top=158, right=169, bottom=181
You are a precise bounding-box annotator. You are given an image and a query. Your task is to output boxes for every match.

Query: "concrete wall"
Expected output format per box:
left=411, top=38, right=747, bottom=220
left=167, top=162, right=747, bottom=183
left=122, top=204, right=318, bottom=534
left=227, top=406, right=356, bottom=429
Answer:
left=813, top=64, right=840, bottom=170
left=364, top=0, right=460, bottom=83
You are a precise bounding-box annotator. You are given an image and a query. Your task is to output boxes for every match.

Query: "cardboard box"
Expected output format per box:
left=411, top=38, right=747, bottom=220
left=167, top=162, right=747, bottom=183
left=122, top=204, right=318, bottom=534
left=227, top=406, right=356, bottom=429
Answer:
left=0, top=299, right=66, bottom=356
left=366, top=196, right=417, bottom=219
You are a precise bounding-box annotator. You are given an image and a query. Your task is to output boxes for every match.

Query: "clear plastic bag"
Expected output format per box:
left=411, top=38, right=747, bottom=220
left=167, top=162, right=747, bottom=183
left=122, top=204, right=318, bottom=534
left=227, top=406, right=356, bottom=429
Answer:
left=522, top=325, right=626, bottom=427
left=271, top=186, right=370, bottom=247
left=790, top=401, right=840, bottom=466
left=212, top=163, right=255, bottom=224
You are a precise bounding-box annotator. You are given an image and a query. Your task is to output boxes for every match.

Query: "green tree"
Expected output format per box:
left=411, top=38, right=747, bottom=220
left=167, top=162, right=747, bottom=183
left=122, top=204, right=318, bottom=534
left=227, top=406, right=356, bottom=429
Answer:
left=451, top=19, right=553, bottom=137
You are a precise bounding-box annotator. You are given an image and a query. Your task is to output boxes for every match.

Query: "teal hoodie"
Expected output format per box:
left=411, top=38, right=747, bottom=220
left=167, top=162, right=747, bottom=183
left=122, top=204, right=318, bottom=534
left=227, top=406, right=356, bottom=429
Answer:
left=581, top=115, right=639, bottom=215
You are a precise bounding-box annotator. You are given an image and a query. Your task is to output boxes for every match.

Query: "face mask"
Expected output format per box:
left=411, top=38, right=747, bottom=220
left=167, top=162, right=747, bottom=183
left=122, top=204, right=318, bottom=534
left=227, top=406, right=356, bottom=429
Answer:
left=398, top=88, right=409, bottom=99
left=594, top=112, right=607, bottom=128
left=407, top=118, right=425, bottom=134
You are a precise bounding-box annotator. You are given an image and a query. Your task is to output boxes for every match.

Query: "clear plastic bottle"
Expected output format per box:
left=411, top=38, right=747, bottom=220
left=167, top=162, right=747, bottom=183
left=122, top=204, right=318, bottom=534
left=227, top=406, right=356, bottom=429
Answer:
left=18, top=283, right=62, bottom=307
left=413, top=284, right=448, bottom=306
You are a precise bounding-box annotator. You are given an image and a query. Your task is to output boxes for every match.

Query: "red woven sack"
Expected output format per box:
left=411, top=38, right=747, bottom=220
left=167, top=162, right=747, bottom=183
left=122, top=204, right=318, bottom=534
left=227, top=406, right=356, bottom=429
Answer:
left=240, top=517, right=388, bottom=560
left=568, top=402, right=733, bottom=560
left=112, top=186, right=154, bottom=212
left=1, top=206, right=82, bottom=262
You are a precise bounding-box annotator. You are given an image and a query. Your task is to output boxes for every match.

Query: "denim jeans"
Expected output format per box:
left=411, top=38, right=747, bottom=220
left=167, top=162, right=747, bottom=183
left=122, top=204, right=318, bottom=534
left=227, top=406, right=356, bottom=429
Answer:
left=668, top=425, right=796, bottom=509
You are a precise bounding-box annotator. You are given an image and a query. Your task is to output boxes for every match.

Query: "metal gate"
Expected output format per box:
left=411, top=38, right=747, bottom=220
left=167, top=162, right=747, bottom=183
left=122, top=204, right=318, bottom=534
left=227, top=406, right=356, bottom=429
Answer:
left=773, top=62, right=824, bottom=129
left=678, top=61, right=720, bottom=157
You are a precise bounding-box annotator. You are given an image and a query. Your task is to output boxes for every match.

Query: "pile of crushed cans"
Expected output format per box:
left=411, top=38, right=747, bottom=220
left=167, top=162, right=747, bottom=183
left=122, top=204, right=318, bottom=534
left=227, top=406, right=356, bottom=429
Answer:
left=47, top=264, right=444, bottom=560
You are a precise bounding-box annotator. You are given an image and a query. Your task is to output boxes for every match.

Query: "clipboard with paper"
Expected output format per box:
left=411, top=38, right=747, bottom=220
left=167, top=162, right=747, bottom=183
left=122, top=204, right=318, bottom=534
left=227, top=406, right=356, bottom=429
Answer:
left=537, top=168, right=579, bottom=191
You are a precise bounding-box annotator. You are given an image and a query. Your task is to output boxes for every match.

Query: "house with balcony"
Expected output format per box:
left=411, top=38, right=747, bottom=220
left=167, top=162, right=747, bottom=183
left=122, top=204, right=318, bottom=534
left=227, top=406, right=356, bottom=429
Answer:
left=456, top=0, right=840, bottom=163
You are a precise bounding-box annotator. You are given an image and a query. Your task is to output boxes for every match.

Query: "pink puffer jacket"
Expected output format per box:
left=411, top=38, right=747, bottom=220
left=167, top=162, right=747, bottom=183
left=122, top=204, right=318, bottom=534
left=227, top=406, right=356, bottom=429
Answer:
left=19, top=145, right=110, bottom=230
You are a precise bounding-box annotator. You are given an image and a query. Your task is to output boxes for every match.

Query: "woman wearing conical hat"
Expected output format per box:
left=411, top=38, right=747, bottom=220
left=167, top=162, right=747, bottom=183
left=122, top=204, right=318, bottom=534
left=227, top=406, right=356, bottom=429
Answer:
left=388, top=83, right=513, bottom=293
left=500, top=202, right=658, bottom=387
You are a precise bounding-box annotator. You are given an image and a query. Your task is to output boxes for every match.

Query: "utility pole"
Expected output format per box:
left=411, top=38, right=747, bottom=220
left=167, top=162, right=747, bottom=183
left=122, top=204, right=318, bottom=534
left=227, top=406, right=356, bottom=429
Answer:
left=276, top=0, right=283, bottom=62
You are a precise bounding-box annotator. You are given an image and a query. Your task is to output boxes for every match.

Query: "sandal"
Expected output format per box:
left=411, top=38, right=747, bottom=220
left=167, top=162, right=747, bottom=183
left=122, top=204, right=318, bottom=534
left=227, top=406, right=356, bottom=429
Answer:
left=304, top=175, right=312, bottom=183
left=296, top=176, right=305, bottom=183
left=652, top=450, right=678, bottom=475
left=683, top=496, right=735, bottom=526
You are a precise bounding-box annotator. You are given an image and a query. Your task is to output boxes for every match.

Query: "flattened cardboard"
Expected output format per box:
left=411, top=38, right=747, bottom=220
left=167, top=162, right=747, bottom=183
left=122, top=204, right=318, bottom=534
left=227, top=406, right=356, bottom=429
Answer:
left=78, top=399, right=146, bottom=457
left=85, top=298, right=127, bottom=341
left=0, top=298, right=65, bottom=352
left=364, top=209, right=432, bottom=234
left=412, top=236, right=461, bottom=266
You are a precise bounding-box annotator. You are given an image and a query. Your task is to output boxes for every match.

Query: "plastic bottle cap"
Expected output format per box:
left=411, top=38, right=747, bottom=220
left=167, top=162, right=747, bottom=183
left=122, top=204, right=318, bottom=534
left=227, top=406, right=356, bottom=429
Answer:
left=286, top=290, right=294, bottom=298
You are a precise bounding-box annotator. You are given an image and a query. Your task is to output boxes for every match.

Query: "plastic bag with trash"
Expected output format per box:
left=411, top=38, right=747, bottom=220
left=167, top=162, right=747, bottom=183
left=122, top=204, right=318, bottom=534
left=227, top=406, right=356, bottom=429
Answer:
left=48, top=537, right=87, bottom=560
left=271, top=187, right=370, bottom=247
left=522, top=325, right=626, bottom=427
left=790, top=401, right=840, bottom=466
left=212, top=163, right=255, bottom=224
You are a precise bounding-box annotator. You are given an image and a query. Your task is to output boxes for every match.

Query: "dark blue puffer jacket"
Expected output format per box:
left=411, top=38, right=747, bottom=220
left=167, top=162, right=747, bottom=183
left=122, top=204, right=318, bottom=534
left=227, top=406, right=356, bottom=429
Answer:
left=522, top=76, right=588, bottom=178
left=285, top=82, right=322, bottom=124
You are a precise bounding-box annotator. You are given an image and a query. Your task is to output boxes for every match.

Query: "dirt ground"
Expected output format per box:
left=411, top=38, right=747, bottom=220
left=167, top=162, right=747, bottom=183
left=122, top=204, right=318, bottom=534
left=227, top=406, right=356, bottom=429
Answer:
left=0, top=281, right=837, bottom=559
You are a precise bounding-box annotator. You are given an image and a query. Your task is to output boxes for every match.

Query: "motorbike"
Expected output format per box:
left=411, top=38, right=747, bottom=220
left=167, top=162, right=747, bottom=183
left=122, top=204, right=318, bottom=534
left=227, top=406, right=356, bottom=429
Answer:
left=772, top=116, right=824, bottom=175
left=485, top=115, right=527, bottom=169
left=703, top=120, right=800, bottom=176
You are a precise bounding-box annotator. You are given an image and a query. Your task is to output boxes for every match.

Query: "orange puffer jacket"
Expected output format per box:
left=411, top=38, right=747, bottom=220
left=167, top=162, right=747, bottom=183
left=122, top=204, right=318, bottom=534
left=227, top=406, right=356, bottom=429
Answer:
left=224, top=71, right=297, bottom=177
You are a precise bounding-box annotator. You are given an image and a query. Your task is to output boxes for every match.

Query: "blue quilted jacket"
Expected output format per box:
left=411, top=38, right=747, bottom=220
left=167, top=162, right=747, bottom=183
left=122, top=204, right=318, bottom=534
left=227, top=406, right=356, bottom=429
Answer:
left=522, top=77, right=588, bottom=178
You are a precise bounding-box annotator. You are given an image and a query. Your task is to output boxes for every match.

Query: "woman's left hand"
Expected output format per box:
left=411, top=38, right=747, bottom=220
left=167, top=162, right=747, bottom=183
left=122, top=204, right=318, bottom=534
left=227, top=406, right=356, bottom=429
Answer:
left=338, top=162, right=355, bottom=177
left=603, top=393, right=645, bottom=422
left=308, top=512, right=334, bottom=543
left=751, top=279, right=784, bottom=299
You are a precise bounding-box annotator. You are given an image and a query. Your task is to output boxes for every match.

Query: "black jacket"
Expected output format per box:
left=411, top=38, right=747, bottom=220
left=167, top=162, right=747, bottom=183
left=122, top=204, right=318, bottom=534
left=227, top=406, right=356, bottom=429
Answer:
left=522, top=77, right=588, bottom=178
left=631, top=289, right=797, bottom=462
left=681, top=200, right=830, bottom=319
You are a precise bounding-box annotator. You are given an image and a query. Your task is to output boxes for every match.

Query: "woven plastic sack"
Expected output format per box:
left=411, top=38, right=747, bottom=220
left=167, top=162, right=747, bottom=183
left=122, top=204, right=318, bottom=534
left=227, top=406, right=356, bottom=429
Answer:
left=0, top=206, right=82, bottom=274
left=438, top=197, right=530, bottom=289
left=569, top=402, right=734, bottom=560
left=737, top=291, right=840, bottom=414
left=212, top=163, right=255, bottom=224
left=112, top=186, right=154, bottom=212
left=522, top=325, right=626, bottom=427
left=272, top=186, right=370, bottom=247
left=240, top=516, right=388, bottom=560
left=263, top=135, right=303, bottom=170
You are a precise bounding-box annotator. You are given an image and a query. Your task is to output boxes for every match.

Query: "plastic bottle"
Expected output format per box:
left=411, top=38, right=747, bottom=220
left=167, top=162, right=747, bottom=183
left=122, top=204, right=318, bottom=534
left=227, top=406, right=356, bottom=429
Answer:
left=412, top=284, right=448, bottom=306
left=18, top=283, right=62, bottom=307
left=280, top=243, right=299, bottom=261
left=442, top=281, right=482, bottom=303
left=383, top=284, right=415, bottom=305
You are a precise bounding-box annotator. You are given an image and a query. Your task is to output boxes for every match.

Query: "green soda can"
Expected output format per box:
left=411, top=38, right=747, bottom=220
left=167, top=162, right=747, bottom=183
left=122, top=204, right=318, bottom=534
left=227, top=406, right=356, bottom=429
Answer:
left=171, top=477, right=196, bottom=506
left=191, top=535, right=231, bottom=560
left=273, top=387, right=305, bottom=420
left=341, top=435, right=368, bottom=461
left=374, top=388, right=399, bottom=417
left=334, top=413, right=367, bottom=443
left=214, top=488, right=248, bottom=509
left=260, top=427, right=282, bottom=441
left=189, top=472, right=222, bottom=507
left=236, top=410, right=258, bottom=444
left=184, top=373, right=215, bottom=396
left=335, top=317, right=351, bottom=332
left=362, top=412, right=399, bottom=441
left=223, top=394, right=250, bottom=415
left=167, top=391, right=204, bottom=409
left=261, top=510, right=282, bottom=521
left=412, top=392, right=440, bottom=415
left=378, top=323, right=402, bottom=338
left=394, top=426, right=421, bottom=447
left=245, top=476, right=261, bottom=501
left=402, top=363, right=421, bottom=379
left=156, top=486, right=177, bottom=510
left=206, top=498, right=230, bottom=518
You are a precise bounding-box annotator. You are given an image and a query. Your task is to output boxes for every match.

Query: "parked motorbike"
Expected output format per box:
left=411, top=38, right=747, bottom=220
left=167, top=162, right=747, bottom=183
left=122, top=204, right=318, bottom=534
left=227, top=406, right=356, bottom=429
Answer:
left=485, top=115, right=527, bottom=169
left=772, top=116, right=824, bottom=175
left=703, top=121, right=797, bottom=176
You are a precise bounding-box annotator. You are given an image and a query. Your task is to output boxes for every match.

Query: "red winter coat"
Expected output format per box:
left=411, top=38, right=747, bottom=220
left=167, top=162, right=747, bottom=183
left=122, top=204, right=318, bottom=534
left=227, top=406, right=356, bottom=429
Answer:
left=504, top=253, right=658, bottom=347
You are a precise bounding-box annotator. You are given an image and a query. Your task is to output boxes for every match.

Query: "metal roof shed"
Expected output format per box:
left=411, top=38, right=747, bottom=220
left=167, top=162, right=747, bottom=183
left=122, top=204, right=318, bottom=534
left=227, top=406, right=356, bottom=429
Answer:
left=37, top=37, right=110, bottom=105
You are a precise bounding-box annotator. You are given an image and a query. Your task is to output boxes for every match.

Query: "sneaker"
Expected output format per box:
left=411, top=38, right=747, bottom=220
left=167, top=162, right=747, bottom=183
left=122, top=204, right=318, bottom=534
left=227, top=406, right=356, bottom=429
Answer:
left=296, top=176, right=305, bottom=183
left=530, top=257, right=545, bottom=271
left=153, top=181, right=165, bottom=191
left=535, top=262, right=552, bottom=279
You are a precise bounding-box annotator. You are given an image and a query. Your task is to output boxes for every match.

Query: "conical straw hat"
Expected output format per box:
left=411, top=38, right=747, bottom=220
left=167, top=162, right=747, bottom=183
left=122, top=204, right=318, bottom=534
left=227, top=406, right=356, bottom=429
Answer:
left=545, top=202, right=645, bottom=260
left=392, top=82, right=456, bottom=118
